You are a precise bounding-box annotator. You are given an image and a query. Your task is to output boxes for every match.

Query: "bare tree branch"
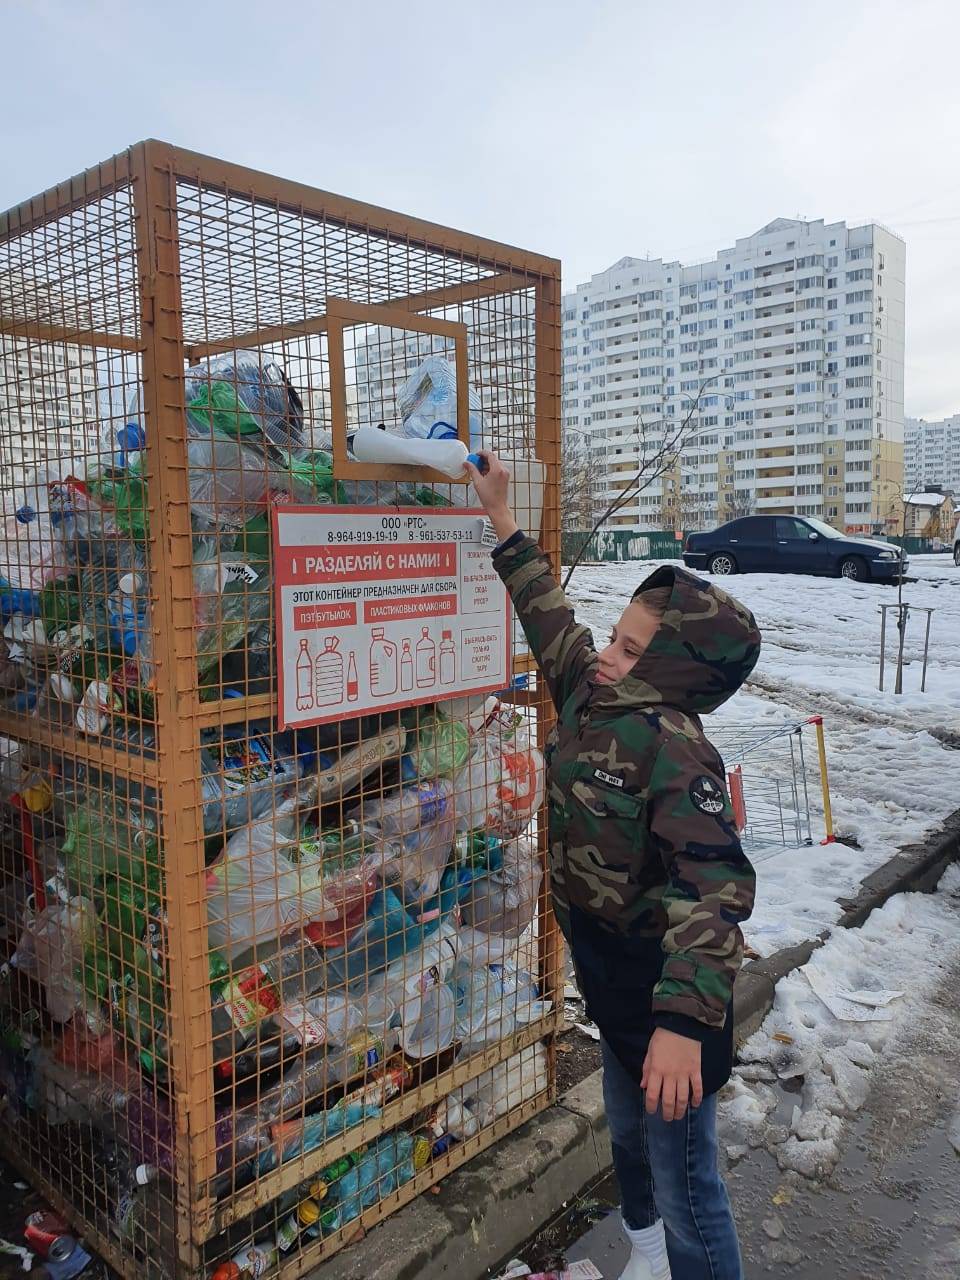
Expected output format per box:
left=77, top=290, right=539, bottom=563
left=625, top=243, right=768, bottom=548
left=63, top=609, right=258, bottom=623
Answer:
left=562, top=377, right=717, bottom=590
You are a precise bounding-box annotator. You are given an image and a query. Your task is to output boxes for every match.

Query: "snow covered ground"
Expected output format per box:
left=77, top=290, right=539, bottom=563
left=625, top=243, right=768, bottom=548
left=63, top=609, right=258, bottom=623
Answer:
left=721, top=864, right=960, bottom=1183
left=566, top=554, right=960, bottom=956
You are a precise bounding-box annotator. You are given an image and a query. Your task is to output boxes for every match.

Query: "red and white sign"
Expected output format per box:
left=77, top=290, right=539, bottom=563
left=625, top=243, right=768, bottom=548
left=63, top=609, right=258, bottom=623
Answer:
left=273, top=506, right=511, bottom=728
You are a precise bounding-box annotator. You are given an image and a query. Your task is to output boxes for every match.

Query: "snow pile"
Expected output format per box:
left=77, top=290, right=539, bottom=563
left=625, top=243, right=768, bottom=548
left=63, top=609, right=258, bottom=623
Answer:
left=720, top=865, right=960, bottom=1178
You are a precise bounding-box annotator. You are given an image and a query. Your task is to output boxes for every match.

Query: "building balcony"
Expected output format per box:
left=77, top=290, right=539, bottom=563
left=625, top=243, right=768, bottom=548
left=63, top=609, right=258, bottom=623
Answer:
left=754, top=328, right=797, bottom=349
left=754, top=301, right=797, bottom=322
left=755, top=281, right=796, bottom=304
left=754, top=265, right=797, bottom=289
left=755, top=389, right=797, bottom=411
left=755, top=367, right=797, bottom=388
left=756, top=493, right=797, bottom=508
left=755, top=474, right=796, bottom=489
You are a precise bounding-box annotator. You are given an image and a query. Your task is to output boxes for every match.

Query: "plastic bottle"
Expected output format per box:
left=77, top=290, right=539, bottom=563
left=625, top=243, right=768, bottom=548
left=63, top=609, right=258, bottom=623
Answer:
left=395, top=355, right=483, bottom=444
left=415, top=628, right=435, bottom=687
left=276, top=1197, right=320, bottom=1253
left=346, top=651, right=359, bottom=701
left=400, top=639, right=413, bottom=691
left=439, top=630, right=455, bottom=685
left=295, top=639, right=313, bottom=711
left=314, top=636, right=343, bottom=707
left=350, top=779, right=455, bottom=900
left=210, top=1241, right=278, bottom=1280
left=351, top=427, right=485, bottom=478
left=106, top=572, right=150, bottom=658
left=369, top=627, right=397, bottom=697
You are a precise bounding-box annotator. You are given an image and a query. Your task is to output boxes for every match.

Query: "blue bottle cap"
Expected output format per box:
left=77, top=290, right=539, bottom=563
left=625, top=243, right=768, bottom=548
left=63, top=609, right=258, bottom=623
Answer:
left=14, top=506, right=36, bottom=524
left=465, top=452, right=488, bottom=474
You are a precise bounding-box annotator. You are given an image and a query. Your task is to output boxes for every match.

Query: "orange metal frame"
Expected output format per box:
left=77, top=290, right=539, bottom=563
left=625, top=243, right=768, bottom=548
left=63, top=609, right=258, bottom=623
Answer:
left=0, top=138, right=562, bottom=1278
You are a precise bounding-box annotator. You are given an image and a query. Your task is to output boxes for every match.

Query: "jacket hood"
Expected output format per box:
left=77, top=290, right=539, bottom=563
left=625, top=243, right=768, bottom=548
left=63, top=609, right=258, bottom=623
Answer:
left=588, top=565, right=761, bottom=716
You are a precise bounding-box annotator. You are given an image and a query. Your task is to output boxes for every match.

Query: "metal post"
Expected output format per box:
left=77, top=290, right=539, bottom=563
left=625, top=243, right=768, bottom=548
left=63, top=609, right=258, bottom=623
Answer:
left=894, top=602, right=908, bottom=695
left=808, top=715, right=835, bottom=843
left=131, top=141, right=217, bottom=1268
left=921, top=608, right=933, bottom=692
left=879, top=604, right=888, bottom=691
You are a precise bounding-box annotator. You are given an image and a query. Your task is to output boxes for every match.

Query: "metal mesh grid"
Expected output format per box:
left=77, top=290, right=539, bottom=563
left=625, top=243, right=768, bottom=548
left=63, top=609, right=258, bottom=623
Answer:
left=709, top=721, right=816, bottom=854
left=0, top=142, right=561, bottom=1279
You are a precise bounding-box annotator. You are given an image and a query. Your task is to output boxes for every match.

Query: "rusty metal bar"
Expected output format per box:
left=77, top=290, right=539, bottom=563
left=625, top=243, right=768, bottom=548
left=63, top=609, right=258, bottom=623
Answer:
left=0, top=318, right=143, bottom=353
left=533, top=274, right=563, bottom=1084
left=132, top=140, right=218, bottom=1265
left=0, top=148, right=132, bottom=243
left=182, top=272, right=531, bottom=366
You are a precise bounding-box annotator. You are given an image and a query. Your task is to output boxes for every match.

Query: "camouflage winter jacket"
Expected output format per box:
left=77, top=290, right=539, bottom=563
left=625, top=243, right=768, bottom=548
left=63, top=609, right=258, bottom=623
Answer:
left=493, top=534, right=760, bottom=1063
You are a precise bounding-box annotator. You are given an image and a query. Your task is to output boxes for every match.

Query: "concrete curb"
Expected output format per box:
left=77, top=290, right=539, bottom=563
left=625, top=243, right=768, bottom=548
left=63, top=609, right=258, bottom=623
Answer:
left=306, top=810, right=960, bottom=1280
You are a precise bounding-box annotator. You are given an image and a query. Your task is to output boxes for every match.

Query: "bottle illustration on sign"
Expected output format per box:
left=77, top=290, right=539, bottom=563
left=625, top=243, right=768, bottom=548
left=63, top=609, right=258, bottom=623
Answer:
left=295, top=639, right=314, bottom=710
left=439, top=630, right=456, bottom=685
left=416, top=628, right=436, bottom=688
left=369, top=628, right=398, bottom=697
left=400, top=639, right=413, bottom=691
left=346, top=651, right=359, bottom=702
left=314, top=636, right=343, bottom=707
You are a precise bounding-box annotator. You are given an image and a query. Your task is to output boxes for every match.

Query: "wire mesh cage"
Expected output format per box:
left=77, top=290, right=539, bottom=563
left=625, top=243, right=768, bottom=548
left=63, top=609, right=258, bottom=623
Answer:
left=0, top=141, right=562, bottom=1278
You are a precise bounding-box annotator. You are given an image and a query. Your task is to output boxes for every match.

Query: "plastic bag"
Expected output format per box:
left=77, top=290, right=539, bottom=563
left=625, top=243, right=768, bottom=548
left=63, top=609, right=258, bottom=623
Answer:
left=14, top=896, right=101, bottom=1024
left=397, top=355, right=482, bottom=443
left=0, top=473, right=71, bottom=591
left=452, top=737, right=544, bottom=836
left=459, top=834, right=541, bottom=938
left=183, top=352, right=305, bottom=450
left=206, top=776, right=365, bottom=958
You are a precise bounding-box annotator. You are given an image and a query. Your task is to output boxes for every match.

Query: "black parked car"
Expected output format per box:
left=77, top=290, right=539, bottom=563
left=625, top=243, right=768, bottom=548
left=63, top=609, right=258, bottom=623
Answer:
left=683, top=515, right=907, bottom=582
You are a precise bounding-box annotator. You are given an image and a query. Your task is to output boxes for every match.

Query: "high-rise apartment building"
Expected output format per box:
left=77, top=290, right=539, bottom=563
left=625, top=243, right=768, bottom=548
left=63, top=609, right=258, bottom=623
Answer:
left=0, top=340, right=99, bottom=492
left=563, top=218, right=905, bottom=533
left=904, top=414, right=960, bottom=495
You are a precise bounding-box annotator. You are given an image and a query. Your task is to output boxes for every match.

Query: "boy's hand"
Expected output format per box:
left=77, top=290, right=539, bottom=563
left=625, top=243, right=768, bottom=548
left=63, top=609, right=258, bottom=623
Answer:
left=465, top=450, right=511, bottom=518
left=465, top=450, right=519, bottom=544
left=642, top=1027, right=704, bottom=1122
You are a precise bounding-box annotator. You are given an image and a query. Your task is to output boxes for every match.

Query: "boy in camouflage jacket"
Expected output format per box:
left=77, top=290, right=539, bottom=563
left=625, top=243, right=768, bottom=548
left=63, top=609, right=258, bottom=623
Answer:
left=467, top=452, right=760, bottom=1280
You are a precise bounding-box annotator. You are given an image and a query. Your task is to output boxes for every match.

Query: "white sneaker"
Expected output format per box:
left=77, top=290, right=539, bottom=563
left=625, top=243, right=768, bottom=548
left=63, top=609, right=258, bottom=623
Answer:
left=618, top=1219, right=671, bottom=1280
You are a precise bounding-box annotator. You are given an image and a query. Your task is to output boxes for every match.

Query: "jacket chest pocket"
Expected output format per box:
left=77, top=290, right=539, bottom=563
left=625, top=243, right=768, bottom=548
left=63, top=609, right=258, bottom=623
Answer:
left=567, top=777, right=644, bottom=867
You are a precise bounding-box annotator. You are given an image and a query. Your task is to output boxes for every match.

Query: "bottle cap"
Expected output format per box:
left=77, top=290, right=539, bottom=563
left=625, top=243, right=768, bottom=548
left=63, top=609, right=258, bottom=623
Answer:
left=14, top=506, right=36, bottom=524
left=298, top=1199, right=321, bottom=1227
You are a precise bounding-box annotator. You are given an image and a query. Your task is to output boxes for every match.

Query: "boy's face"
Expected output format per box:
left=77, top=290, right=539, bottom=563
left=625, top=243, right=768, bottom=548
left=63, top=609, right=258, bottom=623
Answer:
left=595, top=601, right=660, bottom=685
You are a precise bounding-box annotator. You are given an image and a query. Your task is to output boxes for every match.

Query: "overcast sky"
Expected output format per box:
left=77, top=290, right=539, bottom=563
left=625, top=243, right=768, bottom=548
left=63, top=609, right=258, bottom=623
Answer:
left=4, top=0, right=959, bottom=418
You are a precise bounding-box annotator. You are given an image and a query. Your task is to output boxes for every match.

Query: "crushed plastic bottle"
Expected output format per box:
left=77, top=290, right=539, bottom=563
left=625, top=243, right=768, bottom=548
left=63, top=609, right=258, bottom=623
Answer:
left=350, top=779, right=455, bottom=903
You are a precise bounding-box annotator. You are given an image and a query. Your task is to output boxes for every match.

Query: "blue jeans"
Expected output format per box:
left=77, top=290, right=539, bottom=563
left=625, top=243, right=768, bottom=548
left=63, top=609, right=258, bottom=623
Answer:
left=601, top=1038, right=743, bottom=1280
